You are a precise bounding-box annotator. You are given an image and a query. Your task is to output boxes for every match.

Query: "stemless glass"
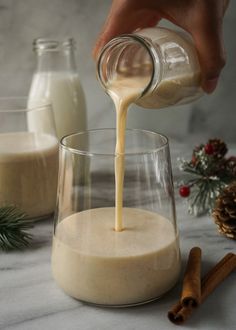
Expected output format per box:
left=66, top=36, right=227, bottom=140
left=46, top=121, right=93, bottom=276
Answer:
left=0, top=97, right=58, bottom=220
left=52, top=128, right=181, bottom=307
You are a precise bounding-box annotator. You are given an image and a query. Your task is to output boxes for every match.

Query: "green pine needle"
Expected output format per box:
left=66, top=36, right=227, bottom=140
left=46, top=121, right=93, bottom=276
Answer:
left=178, top=139, right=236, bottom=216
left=0, top=206, right=34, bottom=251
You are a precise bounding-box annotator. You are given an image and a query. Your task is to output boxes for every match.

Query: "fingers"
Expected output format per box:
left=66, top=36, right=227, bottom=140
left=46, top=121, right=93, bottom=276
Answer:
left=190, top=1, right=228, bottom=93
left=93, top=0, right=229, bottom=95
left=223, top=0, right=230, bottom=14
left=93, top=1, right=160, bottom=59
left=192, top=24, right=225, bottom=93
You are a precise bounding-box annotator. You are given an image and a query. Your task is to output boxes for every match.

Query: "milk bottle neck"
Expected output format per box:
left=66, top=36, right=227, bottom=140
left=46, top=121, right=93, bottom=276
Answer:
left=97, top=34, right=162, bottom=98
left=33, top=38, right=77, bottom=72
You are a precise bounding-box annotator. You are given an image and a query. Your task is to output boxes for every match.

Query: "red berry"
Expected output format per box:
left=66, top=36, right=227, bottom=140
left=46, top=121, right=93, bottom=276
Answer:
left=204, top=143, right=214, bottom=155
left=179, top=185, right=190, bottom=198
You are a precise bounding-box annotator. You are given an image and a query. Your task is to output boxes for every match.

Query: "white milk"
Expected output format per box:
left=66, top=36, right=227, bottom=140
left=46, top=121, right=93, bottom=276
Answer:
left=28, top=72, right=87, bottom=139
left=52, top=207, right=181, bottom=305
left=0, top=132, right=58, bottom=218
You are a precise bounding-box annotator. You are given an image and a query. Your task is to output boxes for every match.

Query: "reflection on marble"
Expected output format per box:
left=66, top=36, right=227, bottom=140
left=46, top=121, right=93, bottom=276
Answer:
left=0, top=142, right=235, bottom=330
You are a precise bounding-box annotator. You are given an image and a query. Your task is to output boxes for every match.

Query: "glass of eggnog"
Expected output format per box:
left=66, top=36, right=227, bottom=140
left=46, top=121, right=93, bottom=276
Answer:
left=0, top=97, right=58, bottom=220
left=52, top=128, right=181, bottom=307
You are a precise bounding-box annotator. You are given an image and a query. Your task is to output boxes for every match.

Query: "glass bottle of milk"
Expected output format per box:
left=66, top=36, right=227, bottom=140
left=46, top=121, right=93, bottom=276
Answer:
left=97, top=27, right=203, bottom=109
left=28, top=38, right=87, bottom=139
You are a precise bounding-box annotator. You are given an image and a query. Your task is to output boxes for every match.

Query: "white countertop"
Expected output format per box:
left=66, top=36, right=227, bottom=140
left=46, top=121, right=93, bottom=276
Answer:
left=0, top=142, right=235, bottom=330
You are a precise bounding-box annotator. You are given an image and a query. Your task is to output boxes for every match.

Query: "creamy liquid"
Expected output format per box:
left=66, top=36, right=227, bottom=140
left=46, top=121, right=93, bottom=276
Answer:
left=0, top=132, right=58, bottom=218
left=108, top=77, right=146, bottom=231
left=137, top=74, right=202, bottom=109
left=135, top=27, right=202, bottom=109
left=52, top=207, right=181, bottom=305
left=52, top=58, right=182, bottom=305
left=109, top=66, right=201, bottom=231
left=28, top=72, right=87, bottom=139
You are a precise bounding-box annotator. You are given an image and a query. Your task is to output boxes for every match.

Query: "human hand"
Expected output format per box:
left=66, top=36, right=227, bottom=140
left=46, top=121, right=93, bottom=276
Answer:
left=93, top=0, right=229, bottom=93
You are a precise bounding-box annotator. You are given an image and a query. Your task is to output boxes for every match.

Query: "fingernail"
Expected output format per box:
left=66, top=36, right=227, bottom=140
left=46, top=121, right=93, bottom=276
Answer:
left=204, top=78, right=219, bottom=94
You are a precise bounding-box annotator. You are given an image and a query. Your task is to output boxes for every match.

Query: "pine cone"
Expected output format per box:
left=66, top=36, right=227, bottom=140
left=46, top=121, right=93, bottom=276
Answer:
left=212, top=182, right=236, bottom=239
left=208, top=138, right=228, bottom=159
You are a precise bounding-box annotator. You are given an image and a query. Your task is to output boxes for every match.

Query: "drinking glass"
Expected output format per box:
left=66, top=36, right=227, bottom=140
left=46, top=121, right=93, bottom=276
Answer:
left=52, top=128, right=181, bottom=306
left=0, top=97, right=58, bottom=220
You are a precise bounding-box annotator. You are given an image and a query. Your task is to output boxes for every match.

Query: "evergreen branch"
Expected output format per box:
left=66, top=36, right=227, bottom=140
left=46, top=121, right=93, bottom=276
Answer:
left=187, top=178, right=224, bottom=216
left=178, top=138, right=236, bottom=216
left=0, top=206, right=34, bottom=251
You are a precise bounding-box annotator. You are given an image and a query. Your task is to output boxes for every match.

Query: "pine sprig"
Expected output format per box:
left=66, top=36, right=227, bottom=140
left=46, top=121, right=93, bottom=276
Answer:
left=0, top=206, right=34, bottom=251
left=178, top=139, right=236, bottom=216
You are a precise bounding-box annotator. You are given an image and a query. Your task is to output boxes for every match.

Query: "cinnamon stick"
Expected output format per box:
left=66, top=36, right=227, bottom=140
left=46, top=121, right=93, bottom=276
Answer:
left=168, top=303, right=194, bottom=325
left=201, top=253, right=236, bottom=302
left=168, top=252, right=236, bottom=325
left=168, top=247, right=202, bottom=325
left=180, top=247, right=202, bottom=308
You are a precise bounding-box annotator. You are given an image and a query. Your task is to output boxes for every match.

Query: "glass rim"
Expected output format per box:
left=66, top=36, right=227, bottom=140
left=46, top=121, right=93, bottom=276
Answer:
left=60, top=128, right=169, bottom=157
left=96, top=33, right=162, bottom=97
left=33, top=37, right=75, bottom=52
left=0, top=97, right=52, bottom=113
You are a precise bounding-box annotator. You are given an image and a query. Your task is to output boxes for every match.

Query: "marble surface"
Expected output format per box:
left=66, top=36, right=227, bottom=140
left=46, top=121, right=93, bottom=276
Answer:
left=0, top=2, right=235, bottom=328
left=0, top=0, right=235, bottom=142
left=0, top=142, right=235, bottom=330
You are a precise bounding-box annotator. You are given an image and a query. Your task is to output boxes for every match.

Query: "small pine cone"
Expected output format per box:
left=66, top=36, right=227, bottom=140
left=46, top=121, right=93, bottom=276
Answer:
left=208, top=138, right=228, bottom=159
left=212, top=182, right=236, bottom=239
